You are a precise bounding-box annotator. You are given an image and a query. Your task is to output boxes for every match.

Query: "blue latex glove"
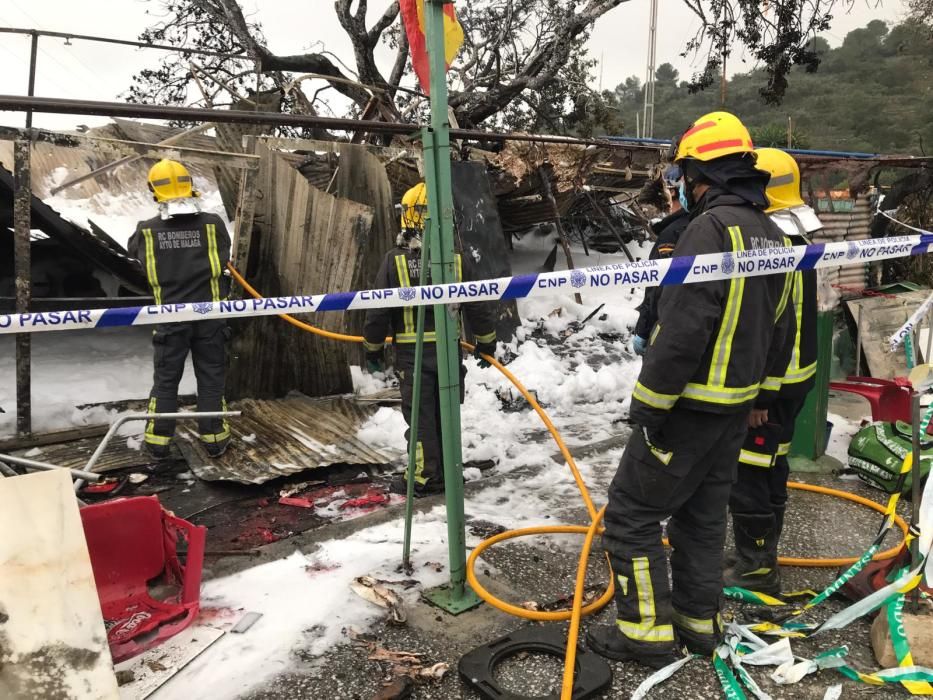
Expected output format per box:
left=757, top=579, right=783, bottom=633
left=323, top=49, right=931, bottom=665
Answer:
left=365, top=350, right=385, bottom=374
left=633, top=335, right=648, bottom=356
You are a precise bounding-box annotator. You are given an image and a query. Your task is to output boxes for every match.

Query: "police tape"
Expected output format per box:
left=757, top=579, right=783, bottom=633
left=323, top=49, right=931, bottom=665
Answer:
left=2, top=232, right=933, bottom=335
left=889, top=289, right=933, bottom=352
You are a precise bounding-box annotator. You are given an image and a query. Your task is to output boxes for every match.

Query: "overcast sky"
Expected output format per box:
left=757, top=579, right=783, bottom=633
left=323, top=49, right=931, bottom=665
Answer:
left=0, top=0, right=907, bottom=132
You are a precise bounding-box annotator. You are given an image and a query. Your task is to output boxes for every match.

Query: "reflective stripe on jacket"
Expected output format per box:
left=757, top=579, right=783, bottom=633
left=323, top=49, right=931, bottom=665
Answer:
left=362, top=247, right=497, bottom=350
left=630, top=192, right=796, bottom=428
left=127, top=212, right=231, bottom=305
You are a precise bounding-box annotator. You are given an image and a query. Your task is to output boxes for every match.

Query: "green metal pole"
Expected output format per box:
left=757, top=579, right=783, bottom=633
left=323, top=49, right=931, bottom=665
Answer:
left=419, top=0, right=479, bottom=613
left=402, top=231, right=431, bottom=571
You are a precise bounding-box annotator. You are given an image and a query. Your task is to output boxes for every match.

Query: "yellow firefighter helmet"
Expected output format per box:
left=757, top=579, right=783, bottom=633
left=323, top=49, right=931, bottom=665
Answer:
left=754, top=147, right=805, bottom=213
left=147, top=159, right=195, bottom=203
left=676, top=111, right=755, bottom=163
left=400, top=182, right=428, bottom=230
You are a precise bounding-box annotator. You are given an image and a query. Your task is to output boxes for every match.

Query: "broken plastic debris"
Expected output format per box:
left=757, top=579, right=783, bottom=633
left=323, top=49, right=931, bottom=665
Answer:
left=231, top=611, right=263, bottom=634
left=339, top=492, right=389, bottom=509
left=129, top=473, right=148, bottom=484
left=279, top=496, right=314, bottom=509
left=82, top=479, right=122, bottom=494
left=241, top=433, right=257, bottom=443
left=350, top=576, right=406, bottom=624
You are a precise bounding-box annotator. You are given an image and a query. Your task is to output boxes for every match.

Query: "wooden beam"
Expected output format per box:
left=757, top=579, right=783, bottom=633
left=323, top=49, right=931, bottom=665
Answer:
left=0, top=423, right=109, bottom=452
left=0, top=125, right=260, bottom=170
left=230, top=135, right=260, bottom=296
left=256, top=135, right=419, bottom=161
left=13, top=138, right=31, bottom=437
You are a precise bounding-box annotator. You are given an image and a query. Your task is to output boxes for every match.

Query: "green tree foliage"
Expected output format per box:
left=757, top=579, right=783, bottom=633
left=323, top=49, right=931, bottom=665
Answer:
left=749, top=123, right=810, bottom=149
left=609, top=21, right=933, bottom=154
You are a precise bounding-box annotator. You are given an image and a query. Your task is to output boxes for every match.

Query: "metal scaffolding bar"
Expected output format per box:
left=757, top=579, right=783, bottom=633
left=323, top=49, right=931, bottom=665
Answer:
left=418, top=0, right=480, bottom=615
left=13, top=138, right=31, bottom=437
left=0, top=94, right=663, bottom=150
left=0, top=26, right=248, bottom=60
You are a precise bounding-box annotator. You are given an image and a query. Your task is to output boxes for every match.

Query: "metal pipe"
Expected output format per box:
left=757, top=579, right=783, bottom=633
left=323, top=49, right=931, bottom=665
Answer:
left=13, top=138, right=31, bottom=437
left=425, top=0, right=469, bottom=606
left=604, top=134, right=886, bottom=160
left=25, top=31, right=38, bottom=129
left=71, top=410, right=241, bottom=493
left=926, top=309, right=933, bottom=364
left=855, top=304, right=863, bottom=374
left=0, top=26, right=246, bottom=60
left=0, top=95, right=663, bottom=149
left=0, top=461, right=18, bottom=477
left=0, top=453, right=102, bottom=482
left=84, top=410, right=241, bottom=473
left=910, top=393, right=922, bottom=611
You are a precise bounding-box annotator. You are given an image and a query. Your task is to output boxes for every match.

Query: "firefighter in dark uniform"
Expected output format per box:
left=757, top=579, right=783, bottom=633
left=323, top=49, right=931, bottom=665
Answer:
left=127, top=159, right=232, bottom=459
left=633, top=165, right=690, bottom=355
left=724, top=148, right=820, bottom=594
left=587, top=112, right=796, bottom=667
left=363, top=183, right=498, bottom=496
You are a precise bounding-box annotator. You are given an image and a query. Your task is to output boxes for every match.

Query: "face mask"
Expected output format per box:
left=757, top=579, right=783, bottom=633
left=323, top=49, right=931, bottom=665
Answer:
left=678, top=181, right=690, bottom=212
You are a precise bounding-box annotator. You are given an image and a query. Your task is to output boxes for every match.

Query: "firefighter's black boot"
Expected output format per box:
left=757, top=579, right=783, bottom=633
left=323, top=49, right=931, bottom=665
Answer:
left=724, top=506, right=784, bottom=569
left=722, top=513, right=781, bottom=595
left=586, top=624, right=683, bottom=670
left=144, top=441, right=172, bottom=461
left=388, top=475, right=445, bottom=498
left=205, top=438, right=229, bottom=458
left=672, top=611, right=724, bottom=657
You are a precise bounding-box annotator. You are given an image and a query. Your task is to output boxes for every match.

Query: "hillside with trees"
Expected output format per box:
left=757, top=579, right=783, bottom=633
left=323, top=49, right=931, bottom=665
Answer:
left=598, top=20, right=933, bottom=155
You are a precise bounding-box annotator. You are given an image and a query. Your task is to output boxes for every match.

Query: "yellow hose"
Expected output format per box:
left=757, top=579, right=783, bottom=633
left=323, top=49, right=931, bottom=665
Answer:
left=227, top=263, right=910, bottom=699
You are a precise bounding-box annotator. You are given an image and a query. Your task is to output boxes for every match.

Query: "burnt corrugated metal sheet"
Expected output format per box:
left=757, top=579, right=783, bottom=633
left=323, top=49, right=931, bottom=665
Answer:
left=0, top=120, right=221, bottom=211
left=814, top=196, right=873, bottom=298
left=12, top=436, right=149, bottom=473
left=0, top=164, right=147, bottom=293
left=181, top=394, right=401, bottom=484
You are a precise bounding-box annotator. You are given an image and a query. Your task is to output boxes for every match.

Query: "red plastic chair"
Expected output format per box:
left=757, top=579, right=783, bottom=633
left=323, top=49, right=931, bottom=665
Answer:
left=80, top=496, right=206, bottom=663
left=828, top=376, right=913, bottom=423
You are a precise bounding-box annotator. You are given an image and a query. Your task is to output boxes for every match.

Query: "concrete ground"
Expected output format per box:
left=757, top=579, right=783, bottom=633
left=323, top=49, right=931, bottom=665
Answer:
left=189, top=393, right=916, bottom=700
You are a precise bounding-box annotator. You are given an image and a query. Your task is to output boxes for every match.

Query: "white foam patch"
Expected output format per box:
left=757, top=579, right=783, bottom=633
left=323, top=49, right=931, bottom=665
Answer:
left=152, top=510, right=452, bottom=699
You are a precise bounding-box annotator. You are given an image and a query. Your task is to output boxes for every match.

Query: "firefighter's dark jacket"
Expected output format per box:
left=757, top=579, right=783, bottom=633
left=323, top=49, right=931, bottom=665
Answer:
left=634, top=209, right=690, bottom=339
left=630, top=189, right=796, bottom=429
left=778, top=235, right=818, bottom=399
left=363, top=246, right=497, bottom=350
left=127, top=212, right=231, bottom=304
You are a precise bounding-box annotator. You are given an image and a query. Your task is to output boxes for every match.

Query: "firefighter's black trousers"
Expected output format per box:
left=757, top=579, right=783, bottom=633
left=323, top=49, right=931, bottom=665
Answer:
left=730, top=396, right=806, bottom=517
left=396, top=345, right=465, bottom=485
left=602, top=408, right=747, bottom=651
left=146, top=320, right=229, bottom=446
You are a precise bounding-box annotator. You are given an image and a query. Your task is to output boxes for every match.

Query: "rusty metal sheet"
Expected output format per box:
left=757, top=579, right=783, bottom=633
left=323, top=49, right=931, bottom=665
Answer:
left=179, top=394, right=401, bottom=484
left=12, top=434, right=151, bottom=474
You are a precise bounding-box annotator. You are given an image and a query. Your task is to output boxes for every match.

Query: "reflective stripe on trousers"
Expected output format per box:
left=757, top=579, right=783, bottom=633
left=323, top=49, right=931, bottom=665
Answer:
left=616, top=557, right=675, bottom=643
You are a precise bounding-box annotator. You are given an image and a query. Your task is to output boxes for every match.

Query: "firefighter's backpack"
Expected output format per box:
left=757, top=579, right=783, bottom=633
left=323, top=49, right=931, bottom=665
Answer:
left=847, top=421, right=932, bottom=494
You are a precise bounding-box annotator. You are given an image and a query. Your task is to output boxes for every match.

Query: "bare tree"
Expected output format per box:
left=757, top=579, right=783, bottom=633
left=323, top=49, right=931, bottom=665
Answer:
left=907, top=0, right=933, bottom=32
left=128, top=0, right=847, bottom=129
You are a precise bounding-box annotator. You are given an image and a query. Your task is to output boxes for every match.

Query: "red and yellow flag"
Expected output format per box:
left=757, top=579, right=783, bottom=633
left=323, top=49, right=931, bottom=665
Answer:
left=399, top=0, right=464, bottom=95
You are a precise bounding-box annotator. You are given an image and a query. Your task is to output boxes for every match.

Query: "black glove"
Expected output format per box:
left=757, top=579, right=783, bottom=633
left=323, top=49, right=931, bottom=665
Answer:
left=473, top=340, right=497, bottom=369
left=365, top=349, right=385, bottom=374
